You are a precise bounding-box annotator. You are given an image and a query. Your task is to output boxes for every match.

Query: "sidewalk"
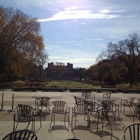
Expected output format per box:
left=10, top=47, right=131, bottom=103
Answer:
left=0, top=90, right=139, bottom=140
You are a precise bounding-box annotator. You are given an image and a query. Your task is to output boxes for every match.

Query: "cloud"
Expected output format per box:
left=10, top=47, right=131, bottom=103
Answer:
left=49, top=56, right=69, bottom=59
left=85, top=38, right=103, bottom=41
left=100, top=9, right=126, bottom=14
left=127, top=14, right=138, bottom=18
left=38, top=6, right=125, bottom=22
left=48, top=57, right=96, bottom=68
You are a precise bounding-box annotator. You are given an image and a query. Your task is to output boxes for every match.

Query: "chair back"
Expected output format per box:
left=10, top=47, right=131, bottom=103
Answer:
left=134, top=99, right=140, bottom=118
left=85, top=92, right=95, bottom=102
left=2, top=129, right=38, bottom=140
left=73, top=96, right=83, bottom=105
left=137, top=99, right=140, bottom=103
left=74, top=100, right=88, bottom=115
left=35, top=97, right=50, bottom=107
left=137, top=100, right=140, bottom=116
left=52, top=101, right=67, bottom=113
left=15, top=104, right=34, bottom=120
left=103, top=92, right=111, bottom=98
left=81, top=91, right=87, bottom=98
left=120, top=123, right=140, bottom=140
left=135, top=99, right=140, bottom=110
left=130, top=97, right=136, bottom=105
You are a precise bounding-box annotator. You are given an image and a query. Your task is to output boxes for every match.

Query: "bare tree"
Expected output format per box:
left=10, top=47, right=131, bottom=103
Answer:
left=107, top=33, right=140, bottom=85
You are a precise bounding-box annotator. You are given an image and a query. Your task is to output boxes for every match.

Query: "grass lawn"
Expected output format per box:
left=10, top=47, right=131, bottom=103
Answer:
left=46, top=80, right=100, bottom=90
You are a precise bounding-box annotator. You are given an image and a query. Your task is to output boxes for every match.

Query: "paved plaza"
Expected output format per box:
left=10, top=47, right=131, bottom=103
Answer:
left=0, top=89, right=140, bottom=140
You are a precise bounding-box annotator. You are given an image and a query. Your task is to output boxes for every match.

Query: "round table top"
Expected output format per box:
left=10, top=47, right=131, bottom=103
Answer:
left=95, top=98, right=116, bottom=102
left=32, top=96, right=52, bottom=99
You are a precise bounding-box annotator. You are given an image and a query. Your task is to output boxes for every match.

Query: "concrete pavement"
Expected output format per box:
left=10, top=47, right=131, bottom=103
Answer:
left=0, top=89, right=140, bottom=140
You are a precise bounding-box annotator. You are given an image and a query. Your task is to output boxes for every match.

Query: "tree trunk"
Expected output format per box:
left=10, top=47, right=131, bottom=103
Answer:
left=128, top=68, right=134, bottom=85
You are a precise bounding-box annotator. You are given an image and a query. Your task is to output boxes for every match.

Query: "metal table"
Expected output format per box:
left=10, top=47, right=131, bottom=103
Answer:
left=95, top=97, right=117, bottom=110
left=95, top=98, right=116, bottom=102
left=32, top=96, right=52, bottom=113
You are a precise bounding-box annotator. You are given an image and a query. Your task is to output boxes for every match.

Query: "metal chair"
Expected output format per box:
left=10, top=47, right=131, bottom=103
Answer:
left=35, top=97, right=50, bottom=113
left=89, top=104, right=112, bottom=137
left=103, top=92, right=111, bottom=98
left=49, top=100, right=70, bottom=132
left=107, top=102, right=120, bottom=122
left=120, top=97, right=136, bottom=114
left=13, top=104, right=41, bottom=132
left=2, top=129, right=38, bottom=140
left=81, top=91, right=87, bottom=99
left=120, top=123, right=140, bottom=140
left=73, top=95, right=89, bottom=120
left=133, top=99, right=140, bottom=122
left=85, top=91, right=95, bottom=103
left=73, top=96, right=84, bottom=105
left=71, top=99, right=89, bottom=131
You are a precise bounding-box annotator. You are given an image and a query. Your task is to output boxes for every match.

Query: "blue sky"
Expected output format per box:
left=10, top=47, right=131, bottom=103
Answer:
left=1, top=0, right=140, bottom=68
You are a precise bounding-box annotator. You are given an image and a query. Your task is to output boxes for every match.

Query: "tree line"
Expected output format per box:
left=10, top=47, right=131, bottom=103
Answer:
left=0, top=6, right=48, bottom=83
left=1, top=6, right=140, bottom=87
left=85, top=33, right=140, bottom=86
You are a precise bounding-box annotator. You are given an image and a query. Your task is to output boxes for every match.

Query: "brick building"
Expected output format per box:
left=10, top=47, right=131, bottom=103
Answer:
left=46, top=62, right=74, bottom=80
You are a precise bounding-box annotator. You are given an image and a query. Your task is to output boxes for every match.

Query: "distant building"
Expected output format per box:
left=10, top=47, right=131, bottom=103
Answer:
left=46, top=62, right=74, bottom=80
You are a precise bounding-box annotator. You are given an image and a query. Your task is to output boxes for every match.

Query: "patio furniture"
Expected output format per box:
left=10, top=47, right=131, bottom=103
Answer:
left=49, top=100, right=70, bottom=132
left=120, top=97, right=136, bottom=115
left=89, top=104, right=113, bottom=137
left=95, top=97, right=116, bottom=110
left=2, top=129, right=38, bottom=140
left=73, top=96, right=91, bottom=120
left=81, top=91, right=87, bottom=99
left=133, top=99, right=140, bottom=122
left=73, top=96, right=84, bottom=105
left=71, top=99, right=89, bottom=131
left=33, top=96, right=52, bottom=113
left=13, top=104, right=41, bottom=132
left=103, top=92, right=112, bottom=98
left=81, top=91, right=95, bottom=102
left=120, top=123, right=140, bottom=140
left=107, top=102, right=120, bottom=122
left=95, top=97, right=120, bottom=121
left=85, top=92, right=95, bottom=103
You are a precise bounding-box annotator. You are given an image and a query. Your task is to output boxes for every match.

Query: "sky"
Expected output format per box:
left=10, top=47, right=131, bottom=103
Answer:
left=1, top=0, right=140, bottom=68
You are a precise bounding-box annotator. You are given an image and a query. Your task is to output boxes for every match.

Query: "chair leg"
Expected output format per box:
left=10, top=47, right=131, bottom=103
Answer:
left=112, top=112, right=116, bottom=122
left=40, top=115, right=42, bottom=127
left=71, top=113, right=76, bottom=131
left=120, top=104, right=122, bottom=113
left=68, top=113, right=70, bottom=130
left=53, top=112, right=55, bottom=126
left=13, top=121, right=16, bottom=132
left=118, top=109, right=121, bottom=121
left=97, top=117, right=104, bottom=134
left=133, top=112, right=135, bottom=122
left=65, top=113, right=70, bottom=131
left=26, top=121, right=31, bottom=130
left=71, top=113, right=74, bottom=131
left=64, top=113, right=68, bottom=130
left=50, top=112, right=53, bottom=130
left=74, top=114, right=76, bottom=130
left=32, top=120, right=35, bottom=132
left=15, top=122, right=18, bottom=131
left=129, top=106, right=134, bottom=115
